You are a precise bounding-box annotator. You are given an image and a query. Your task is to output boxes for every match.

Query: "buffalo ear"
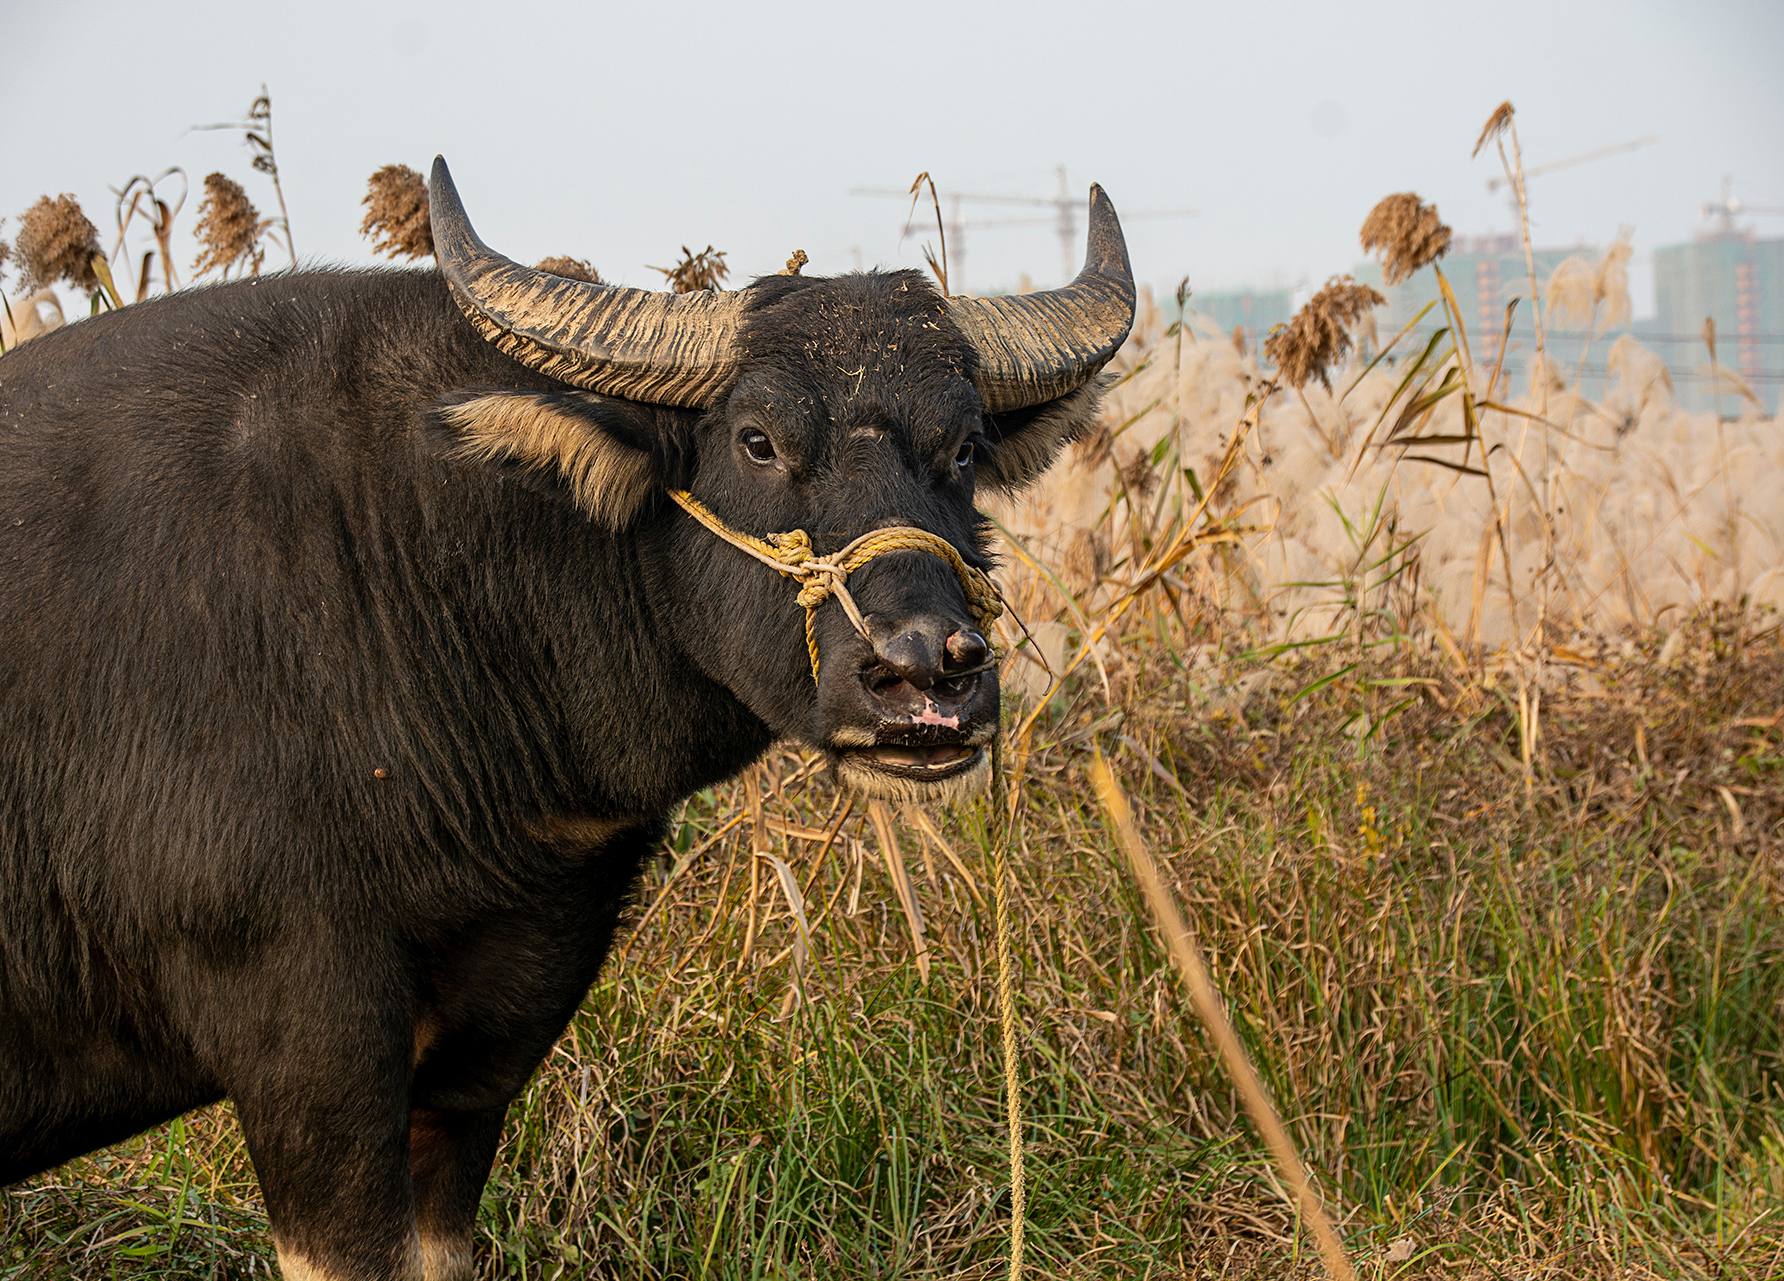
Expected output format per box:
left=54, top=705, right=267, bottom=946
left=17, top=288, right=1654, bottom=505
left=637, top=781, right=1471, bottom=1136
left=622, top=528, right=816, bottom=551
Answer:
left=432, top=390, right=667, bottom=529
left=975, top=374, right=1110, bottom=494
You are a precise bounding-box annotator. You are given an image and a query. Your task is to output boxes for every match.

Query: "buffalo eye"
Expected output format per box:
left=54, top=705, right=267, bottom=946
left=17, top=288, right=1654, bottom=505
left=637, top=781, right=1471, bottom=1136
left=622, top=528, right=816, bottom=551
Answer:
left=740, top=428, right=777, bottom=466
left=954, top=439, right=976, bottom=471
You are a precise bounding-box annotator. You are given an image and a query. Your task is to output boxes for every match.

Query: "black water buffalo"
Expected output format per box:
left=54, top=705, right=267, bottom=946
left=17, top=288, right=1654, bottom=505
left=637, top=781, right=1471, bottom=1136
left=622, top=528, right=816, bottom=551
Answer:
left=0, top=158, right=1133, bottom=1279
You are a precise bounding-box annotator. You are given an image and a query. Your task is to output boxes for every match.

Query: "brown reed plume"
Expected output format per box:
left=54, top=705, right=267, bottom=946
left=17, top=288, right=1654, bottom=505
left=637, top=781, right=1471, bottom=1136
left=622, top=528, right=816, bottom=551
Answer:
left=782, top=248, right=809, bottom=276
left=360, top=165, right=433, bottom=260
left=1473, top=100, right=1515, bottom=159
left=535, top=255, right=600, bottom=283
left=653, top=245, right=729, bottom=293
left=15, top=194, right=104, bottom=296
left=1263, top=276, right=1384, bottom=390
left=0, top=227, right=11, bottom=285
left=1360, top=192, right=1452, bottom=285
left=192, top=173, right=265, bottom=279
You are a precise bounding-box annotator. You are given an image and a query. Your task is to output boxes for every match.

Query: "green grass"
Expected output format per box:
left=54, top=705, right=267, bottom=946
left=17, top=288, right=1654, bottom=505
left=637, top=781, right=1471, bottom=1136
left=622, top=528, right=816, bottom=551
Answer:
left=5, top=620, right=1782, bottom=1279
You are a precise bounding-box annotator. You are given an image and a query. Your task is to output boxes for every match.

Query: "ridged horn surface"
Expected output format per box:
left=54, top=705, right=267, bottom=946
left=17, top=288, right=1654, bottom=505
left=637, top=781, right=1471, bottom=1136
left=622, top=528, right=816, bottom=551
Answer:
left=428, top=156, right=744, bottom=409
left=946, top=185, right=1137, bottom=412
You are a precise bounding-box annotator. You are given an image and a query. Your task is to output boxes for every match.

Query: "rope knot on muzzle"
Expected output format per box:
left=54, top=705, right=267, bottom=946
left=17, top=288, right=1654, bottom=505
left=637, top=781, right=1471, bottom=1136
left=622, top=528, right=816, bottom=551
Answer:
left=668, top=490, right=1002, bottom=685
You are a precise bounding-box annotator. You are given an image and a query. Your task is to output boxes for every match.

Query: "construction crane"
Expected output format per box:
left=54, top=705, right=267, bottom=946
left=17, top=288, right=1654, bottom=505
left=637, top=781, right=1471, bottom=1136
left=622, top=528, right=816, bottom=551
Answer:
left=853, top=165, right=1195, bottom=290
left=1478, top=136, right=1656, bottom=240
left=1699, top=176, right=1784, bottom=237
left=865, top=191, right=1055, bottom=295
left=1485, top=135, right=1658, bottom=198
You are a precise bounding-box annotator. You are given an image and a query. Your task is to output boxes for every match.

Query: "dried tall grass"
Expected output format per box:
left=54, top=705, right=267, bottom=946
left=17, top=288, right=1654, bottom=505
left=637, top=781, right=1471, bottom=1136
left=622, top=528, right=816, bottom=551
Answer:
left=653, top=244, right=730, bottom=293
left=1003, top=273, right=1784, bottom=655
left=4, top=98, right=1782, bottom=1281
left=535, top=255, right=600, bottom=283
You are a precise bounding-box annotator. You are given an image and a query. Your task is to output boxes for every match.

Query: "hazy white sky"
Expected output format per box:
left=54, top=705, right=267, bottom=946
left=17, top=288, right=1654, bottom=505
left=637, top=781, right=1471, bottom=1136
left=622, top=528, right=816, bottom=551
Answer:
left=5, top=0, right=1782, bottom=305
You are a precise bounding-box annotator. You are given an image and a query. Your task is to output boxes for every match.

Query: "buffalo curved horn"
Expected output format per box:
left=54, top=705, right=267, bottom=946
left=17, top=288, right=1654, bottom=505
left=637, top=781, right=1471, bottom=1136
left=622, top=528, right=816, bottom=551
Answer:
left=428, top=156, right=744, bottom=409
left=947, top=185, right=1137, bottom=412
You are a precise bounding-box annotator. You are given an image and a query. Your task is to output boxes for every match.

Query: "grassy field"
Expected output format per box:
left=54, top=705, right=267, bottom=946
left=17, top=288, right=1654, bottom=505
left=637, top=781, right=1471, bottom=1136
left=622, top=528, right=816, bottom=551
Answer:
left=6, top=614, right=1781, bottom=1279
left=6, top=99, right=1784, bottom=1280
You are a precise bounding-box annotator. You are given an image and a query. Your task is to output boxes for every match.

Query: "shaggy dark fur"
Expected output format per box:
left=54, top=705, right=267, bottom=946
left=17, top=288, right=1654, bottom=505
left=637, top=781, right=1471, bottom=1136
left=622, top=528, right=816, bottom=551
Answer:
left=0, top=265, right=1100, bottom=1278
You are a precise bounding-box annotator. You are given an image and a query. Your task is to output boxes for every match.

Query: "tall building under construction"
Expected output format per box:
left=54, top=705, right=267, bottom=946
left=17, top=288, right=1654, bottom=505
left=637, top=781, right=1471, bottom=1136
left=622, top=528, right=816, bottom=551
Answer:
left=1652, top=233, right=1784, bottom=411
left=1347, top=229, right=1784, bottom=413
left=1169, top=221, right=1783, bottom=413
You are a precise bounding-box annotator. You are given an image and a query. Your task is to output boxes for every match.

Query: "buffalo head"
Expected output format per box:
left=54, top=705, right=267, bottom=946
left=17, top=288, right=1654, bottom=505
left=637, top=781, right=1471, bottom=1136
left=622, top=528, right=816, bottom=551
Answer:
left=427, top=158, right=1134, bottom=800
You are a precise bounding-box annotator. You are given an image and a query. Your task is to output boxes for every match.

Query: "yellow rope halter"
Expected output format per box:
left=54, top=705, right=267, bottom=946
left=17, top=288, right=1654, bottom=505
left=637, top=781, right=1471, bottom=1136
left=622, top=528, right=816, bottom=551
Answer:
left=667, top=490, right=1003, bottom=684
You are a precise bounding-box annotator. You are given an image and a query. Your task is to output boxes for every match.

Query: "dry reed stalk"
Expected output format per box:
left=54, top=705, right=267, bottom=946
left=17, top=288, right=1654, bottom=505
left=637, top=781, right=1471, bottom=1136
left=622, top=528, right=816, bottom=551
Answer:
left=1700, top=318, right=1743, bottom=594
left=0, top=230, right=11, bottom=350
left=867, top=800, right=931, bottom=981
left=758, top=850, right=813, bottom=975
left=112, top=169, right=188, bottom=298
left=900, top=804, right=986, bottom=909
left=1478, top=100, right=1552, bottom=755
left=1007, top=385, right=1266, bottom=795
left=616, top=811, right=749, bottom=962
left=1089, top=749, right=1356, bottom=1281
left=196, top=87, right=295, bottom=265
left=1484, top=103, right=1555, bottom=652
left=361, top=165, right=433, bottom=260
left=986, top=516, right=1113, bottom=701
left=905, top=172, right=949, bottom=296
left=249, top=89, right=295, bottom=263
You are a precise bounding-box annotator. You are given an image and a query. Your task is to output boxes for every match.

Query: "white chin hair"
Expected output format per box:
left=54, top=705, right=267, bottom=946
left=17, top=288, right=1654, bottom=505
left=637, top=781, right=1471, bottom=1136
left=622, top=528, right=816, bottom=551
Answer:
left=834, top=752, right=992, bottom=805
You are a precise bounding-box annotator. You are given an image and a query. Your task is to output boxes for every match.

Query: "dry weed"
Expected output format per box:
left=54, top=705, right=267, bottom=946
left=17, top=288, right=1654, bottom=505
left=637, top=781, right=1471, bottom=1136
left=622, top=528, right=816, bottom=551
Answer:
left=1359, top=192, right=1452, bottom=285
left=360, top=164, right=433, bottom=261
left=14, top=194, right=103, bottom=295
left=535, top=255, right=600, bottom=283
left=1473, top=100, right=1515, bottom=158
left=1263, top=276, right=1384, bottom=389
left=653, top=244, right=729, bottom=293
left=191, top=173, right=264, bottom=279
left=1545, top=234, right=1633, bottom=333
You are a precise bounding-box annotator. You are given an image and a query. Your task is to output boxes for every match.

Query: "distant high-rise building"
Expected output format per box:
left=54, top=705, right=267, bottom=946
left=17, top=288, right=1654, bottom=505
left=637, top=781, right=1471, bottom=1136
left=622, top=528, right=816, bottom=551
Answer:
left=1193, top=232, right=1781, bottom=414
left=1652, top=233, right=1784, bottom=412
left=1353, top=236, right=1602, bottom=398
left=1186, top=288, right=1296, bottom=345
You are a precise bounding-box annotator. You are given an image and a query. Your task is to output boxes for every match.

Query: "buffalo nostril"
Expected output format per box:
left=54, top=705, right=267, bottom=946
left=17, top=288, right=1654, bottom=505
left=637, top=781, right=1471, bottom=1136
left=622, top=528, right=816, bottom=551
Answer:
left=867, top=669, right=906, bottom=699
left=944, top=628, right=989, bottom=672
left=872, top=623, right=949, bottom=691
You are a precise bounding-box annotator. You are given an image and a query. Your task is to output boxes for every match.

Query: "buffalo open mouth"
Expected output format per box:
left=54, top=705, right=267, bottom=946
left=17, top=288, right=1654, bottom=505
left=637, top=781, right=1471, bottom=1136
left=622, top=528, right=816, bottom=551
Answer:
left=840, top=741, right=985, bottom=781
left=827, top=731, right=992, bottom=800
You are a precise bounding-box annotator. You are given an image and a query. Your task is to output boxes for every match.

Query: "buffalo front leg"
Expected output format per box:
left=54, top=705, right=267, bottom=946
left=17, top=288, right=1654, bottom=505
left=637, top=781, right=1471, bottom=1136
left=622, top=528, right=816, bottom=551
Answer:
left=408, top=1106, right=505, bottom=1281
left=233, top=1059, right=422, bottom=1280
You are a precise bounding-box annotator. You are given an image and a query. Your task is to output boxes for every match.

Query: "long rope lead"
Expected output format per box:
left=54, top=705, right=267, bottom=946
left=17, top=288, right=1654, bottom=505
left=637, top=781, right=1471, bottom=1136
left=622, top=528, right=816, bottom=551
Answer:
left=991, top=816, right=1027, bottom=1281
left=669, top=487, right=1027, bottom=1278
